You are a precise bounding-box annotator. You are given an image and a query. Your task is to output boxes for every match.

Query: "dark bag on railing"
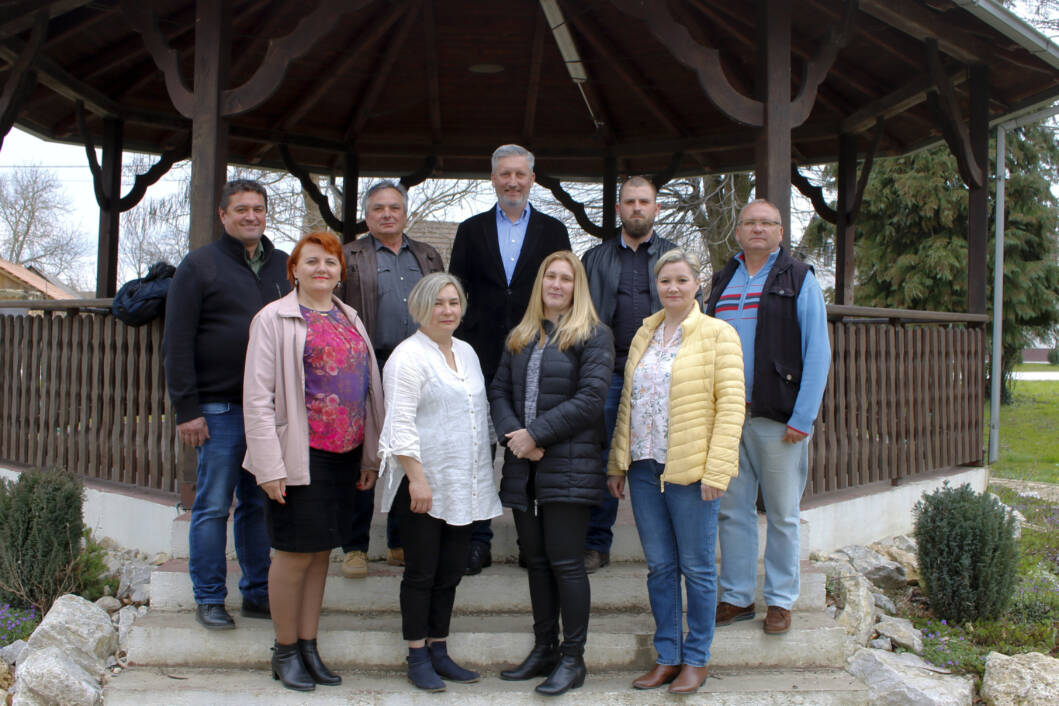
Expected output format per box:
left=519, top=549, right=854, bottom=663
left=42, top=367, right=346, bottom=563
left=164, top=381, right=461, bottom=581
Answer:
left=112, top=261, right=176, bottom=326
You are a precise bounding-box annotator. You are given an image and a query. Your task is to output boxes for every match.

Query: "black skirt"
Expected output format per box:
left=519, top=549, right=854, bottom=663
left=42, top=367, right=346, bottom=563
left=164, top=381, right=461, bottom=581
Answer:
left=265, top=446, right=362, bottom=553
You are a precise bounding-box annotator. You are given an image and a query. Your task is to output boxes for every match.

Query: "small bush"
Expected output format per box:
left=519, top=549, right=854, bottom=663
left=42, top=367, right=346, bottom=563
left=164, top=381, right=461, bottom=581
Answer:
left=0, top=468, right=85, bottom=613
left=913, top=483, right=1018, bottom=623
left=1047, top=347, right=1059, bottom=365
left=0, top=602, right=39, bottom=645
left=73, top=532, right=120, bottom=602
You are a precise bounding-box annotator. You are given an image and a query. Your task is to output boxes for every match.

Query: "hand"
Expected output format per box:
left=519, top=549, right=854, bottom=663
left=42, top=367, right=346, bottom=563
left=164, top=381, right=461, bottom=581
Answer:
left=701, top=484, right=725, bottom=501
left=177, top=417, right=209, bottom=447
left=781, top=427, right=808, bottom=444
left=505, top=428, right=536, bottom=458
left=357, top=468, right=378, bottom=491
left=607, top=475, right=626, bottom=500
left=408, top=477, right=433, bottom=514
left=525, top=447, right=544, bottom=462
left=261, top=479, right=286, bottom=504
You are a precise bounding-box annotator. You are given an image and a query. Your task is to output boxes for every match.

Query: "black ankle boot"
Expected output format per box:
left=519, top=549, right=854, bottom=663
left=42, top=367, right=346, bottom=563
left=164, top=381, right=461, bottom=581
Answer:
left=407, top=645, right=445, bottom=692
left=500, top=642, right=560, bottom=681
left=535, top=654, right=586, bottom=696
left=428, top=641, right=480, bottom=683
left=297, top=638, right=341, bottom=685
left=271, top=641, right=315, bottom=692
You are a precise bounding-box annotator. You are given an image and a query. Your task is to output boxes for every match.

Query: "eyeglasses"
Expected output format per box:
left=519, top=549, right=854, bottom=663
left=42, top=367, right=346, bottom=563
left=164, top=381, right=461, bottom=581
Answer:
left=737, top=219, right=781, bottom=228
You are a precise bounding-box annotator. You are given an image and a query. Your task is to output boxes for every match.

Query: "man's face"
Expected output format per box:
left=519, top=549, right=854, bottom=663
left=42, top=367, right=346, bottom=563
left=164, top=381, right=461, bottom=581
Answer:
left=364, top=187, right=407, bottom=240
left=617, top=183, right=660, bottom=239
left=491, top=155, right=535, bottom=213
left=735, top=202, right=784, bottom=254
left=218, top=190, right=266, bottom=247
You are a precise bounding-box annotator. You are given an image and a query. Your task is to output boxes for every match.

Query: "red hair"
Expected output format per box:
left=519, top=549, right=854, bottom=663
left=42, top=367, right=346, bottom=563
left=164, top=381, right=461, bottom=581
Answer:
left=287, top=231, right=346, bottom=287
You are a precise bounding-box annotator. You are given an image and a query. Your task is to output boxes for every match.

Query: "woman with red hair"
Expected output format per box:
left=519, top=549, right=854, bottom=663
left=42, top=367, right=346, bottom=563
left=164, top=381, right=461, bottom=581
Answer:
left=243, top=231, right=384, bottom=692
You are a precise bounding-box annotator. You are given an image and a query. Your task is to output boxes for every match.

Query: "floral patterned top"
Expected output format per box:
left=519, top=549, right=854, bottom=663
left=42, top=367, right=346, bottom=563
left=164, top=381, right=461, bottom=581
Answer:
left=629, top=322, right=683, bottom=464
left=301, top=305, right=369, bottom=453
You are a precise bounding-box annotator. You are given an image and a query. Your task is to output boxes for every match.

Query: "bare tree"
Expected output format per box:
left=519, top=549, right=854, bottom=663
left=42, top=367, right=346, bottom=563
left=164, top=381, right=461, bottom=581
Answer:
left=0, top=164, right=91, bottom=284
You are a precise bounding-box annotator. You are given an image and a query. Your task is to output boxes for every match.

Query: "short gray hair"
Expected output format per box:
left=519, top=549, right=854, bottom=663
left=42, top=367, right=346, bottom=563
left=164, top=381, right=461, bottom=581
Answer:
left=654, top=248, right=701, bottom=277
left=361, top=180, right=408, bottom=215
left=407, top=272, right=467, bottom=327
left=491, top=144, right=535, bottom=173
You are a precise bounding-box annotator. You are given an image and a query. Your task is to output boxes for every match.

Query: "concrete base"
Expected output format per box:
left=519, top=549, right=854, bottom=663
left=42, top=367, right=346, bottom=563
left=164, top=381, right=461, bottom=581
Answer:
left=802, top=466, right=988, bottom=554
left=105, top=666, right=870, bottom=705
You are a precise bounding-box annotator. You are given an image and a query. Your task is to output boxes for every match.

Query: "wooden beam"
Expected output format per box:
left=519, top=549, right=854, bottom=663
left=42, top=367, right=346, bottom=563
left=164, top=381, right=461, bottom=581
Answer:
left=95, top=117, right=121, bottom=298
left=834, top=132, right=857, bottom=305
left=523, top=11, right=546, bottom=143
left=966, top=65, right=988, bottom=315
left=0, top=0, right=90, bottom=40
left=537, top=172, right=604, bottom=238
left=188, top=0, right=231, bottom=251
left=118, top=0, right=193, bottom=118
left=754, top=0, right=792, bottom=239
left=0, top=9, right=45, bottom=151
left=343, top=1, right=420, bottom=143
left=278, top=143, right=345, bottom=233
left=859, top=0, right=991, bottom=66
left=602, top=153, right=617, bottom=237
left=840, top=67, right=967, bottom=135
left=924, top=39, right=983, bottom=189
left=342, top=150, right=359, bottom=244
left=422, top=0, right=442, bottom=144
left=789, top=0, right=855, bottom=126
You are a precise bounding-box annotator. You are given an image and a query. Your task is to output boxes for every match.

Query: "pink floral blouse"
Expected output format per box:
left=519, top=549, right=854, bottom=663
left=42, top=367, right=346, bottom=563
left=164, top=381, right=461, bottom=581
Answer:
left=301, top=305, right=369, bottom=453
left=629, top=323, right=683, bottom=464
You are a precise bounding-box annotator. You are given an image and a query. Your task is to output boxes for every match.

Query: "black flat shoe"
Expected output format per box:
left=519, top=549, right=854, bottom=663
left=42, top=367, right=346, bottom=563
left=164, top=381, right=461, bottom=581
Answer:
left=298, top=638, right=341, bottom=685
left=195, top=604, right=235, bottom=630
left=241, top=597, right=271, bottom=619
left=500, top=643, right=560, bottom=681
left=271, top=641, right=315, bottom=692
left=535, top=654, right=586, bottom=696
left=464, top=542, right=492, bottom=576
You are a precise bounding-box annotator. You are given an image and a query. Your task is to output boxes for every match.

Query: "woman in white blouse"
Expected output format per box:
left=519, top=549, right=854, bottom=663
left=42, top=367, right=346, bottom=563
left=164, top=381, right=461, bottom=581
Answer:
left=378, top=272, right=502, bottom=693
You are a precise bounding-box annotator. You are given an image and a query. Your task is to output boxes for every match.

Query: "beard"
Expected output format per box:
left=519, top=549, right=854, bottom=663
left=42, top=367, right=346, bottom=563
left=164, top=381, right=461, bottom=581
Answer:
left=621, top=215, right=654, bottom=239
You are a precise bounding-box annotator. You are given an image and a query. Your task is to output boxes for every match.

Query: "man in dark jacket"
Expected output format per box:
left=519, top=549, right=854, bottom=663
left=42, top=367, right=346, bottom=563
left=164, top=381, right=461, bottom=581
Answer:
left=338, top=180, right=443, bottom=578
left=163, top=179, right=290, bottom=630
left=449, top=144, right=572, bottom=574
left=580, top=176, right=679, bottom=572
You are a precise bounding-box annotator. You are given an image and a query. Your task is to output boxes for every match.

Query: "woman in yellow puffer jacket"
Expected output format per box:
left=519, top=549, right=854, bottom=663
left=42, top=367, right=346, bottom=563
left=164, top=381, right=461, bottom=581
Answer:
left=606, top=248, right=744, bottom=695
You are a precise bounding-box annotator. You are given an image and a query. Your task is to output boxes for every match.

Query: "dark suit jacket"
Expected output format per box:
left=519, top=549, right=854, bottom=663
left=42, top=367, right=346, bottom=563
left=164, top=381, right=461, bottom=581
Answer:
left=339, top=233, right=443, bottom=345
left=449, top=204, right=571, bottom=379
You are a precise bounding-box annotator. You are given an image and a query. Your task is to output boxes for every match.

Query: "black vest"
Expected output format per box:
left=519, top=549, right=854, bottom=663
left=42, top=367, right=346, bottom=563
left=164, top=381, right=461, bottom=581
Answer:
left=706, top=247, right=811, bottom=424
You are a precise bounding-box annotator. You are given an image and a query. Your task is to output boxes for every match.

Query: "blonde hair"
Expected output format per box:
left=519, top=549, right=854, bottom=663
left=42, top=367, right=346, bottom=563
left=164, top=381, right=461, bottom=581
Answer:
left=506, top=251, right=599, bottom=353
left=407, top=272, right=466, bottom=327
left=654, top=248, right=701, bottom=277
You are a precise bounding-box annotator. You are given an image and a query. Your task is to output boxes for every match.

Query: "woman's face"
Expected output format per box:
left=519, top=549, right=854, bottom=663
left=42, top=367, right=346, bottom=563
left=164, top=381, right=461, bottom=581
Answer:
left=656, top=261, right=698, bottom=316
left=541, top=259, right=575, bottom=318
left=293, top=242, right=341, bottom=297
left=423, top=283, right=462, bottom=338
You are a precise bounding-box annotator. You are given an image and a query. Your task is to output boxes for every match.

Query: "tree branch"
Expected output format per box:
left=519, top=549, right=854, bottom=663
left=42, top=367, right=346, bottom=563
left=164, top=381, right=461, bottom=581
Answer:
left=0, top=9, right=46, bottom=152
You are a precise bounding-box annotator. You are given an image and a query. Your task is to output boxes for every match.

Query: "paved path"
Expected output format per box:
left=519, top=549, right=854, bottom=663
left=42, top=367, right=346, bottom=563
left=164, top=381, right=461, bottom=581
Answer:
left=1011, top=371, right=1059, bottom=381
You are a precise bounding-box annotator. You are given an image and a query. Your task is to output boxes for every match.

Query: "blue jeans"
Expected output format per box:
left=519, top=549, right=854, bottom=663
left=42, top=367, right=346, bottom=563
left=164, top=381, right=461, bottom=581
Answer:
left=718, top=416, right=809, bottom=610
left=628, top=460, right=720, bottom=668
left=188, top=402, right=270, bottom=605
left=343, top=487, right=401, bottom=553
left=585, top=371, right=623, bottom=552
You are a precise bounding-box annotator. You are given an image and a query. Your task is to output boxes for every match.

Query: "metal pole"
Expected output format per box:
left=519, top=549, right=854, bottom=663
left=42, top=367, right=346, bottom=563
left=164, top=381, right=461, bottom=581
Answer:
left=988, top=125, right=1005, bottom=464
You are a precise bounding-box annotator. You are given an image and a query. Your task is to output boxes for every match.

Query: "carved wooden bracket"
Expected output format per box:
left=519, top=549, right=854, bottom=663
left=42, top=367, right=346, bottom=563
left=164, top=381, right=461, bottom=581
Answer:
left=0, top=10, right=46, bottom=152
left=791, top=0, right=857, bottom=125
left=399, top=155, right=438, bottom=190
left=121, top=0, right=369, bottom=119
left=75, top=100, right=190, bottom=212
left=651, top=152, right=684, bottom=190
left=536, top=173, right=604, bottom=238
left=791, top=117, right=883, bottom=224
left=924, top=39, right=983, bottom=189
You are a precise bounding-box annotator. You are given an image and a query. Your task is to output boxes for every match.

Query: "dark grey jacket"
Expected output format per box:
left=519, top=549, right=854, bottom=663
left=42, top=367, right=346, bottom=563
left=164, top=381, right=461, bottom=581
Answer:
left=488, top=321, right=614, bottom=510
left=581, top=231, right=681, bottom=325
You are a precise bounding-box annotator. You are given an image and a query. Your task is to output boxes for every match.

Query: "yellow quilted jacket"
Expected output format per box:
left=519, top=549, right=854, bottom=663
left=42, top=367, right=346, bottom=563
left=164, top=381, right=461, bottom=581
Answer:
left=607, top=306, right=745, bottom=491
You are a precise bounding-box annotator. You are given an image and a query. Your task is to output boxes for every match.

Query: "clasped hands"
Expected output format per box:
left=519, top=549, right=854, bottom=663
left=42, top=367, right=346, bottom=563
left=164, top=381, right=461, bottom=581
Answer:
left=505, top=428, right=543, bottom=462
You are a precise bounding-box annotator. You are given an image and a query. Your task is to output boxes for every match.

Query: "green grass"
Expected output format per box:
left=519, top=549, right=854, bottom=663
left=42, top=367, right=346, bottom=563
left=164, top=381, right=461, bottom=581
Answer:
left=988, top=381, right=1059, bottom=484
left=1013, top=362, right=1059, bottom=372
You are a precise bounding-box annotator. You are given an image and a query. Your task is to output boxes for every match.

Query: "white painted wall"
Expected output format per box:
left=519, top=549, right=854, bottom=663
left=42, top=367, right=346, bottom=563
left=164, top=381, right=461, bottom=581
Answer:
left=0, top=466, right=179, bottom=556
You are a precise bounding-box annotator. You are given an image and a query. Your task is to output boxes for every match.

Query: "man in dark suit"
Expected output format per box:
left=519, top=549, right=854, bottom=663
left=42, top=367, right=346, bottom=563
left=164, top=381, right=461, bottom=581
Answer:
left=449, top=143, right=572, bottom=574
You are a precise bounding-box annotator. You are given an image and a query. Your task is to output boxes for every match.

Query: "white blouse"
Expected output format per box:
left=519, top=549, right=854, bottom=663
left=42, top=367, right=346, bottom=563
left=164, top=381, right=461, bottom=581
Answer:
left=378, top=330, right=502, bottom=526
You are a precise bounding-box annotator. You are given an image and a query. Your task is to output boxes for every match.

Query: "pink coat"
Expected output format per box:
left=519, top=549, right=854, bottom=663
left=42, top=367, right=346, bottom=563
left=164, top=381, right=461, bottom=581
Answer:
left=242, top=289, right=384, bottom=486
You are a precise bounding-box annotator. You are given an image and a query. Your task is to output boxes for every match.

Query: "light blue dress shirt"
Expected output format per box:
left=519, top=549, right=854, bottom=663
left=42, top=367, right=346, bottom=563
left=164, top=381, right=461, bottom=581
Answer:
left=496, top=203, right=531, bottom=284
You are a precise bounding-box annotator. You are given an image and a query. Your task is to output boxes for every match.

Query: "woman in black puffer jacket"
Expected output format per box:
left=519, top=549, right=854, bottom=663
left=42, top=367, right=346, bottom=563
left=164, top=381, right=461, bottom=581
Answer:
left=488, top=251, right=614, bottom=697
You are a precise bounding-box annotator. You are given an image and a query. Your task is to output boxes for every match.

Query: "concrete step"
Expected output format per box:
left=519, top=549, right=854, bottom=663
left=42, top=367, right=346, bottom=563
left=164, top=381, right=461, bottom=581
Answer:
left=126, top=611, right=848, bottom=671
left=105, top=666, right=869, bottom=705
left=169, top=506, right=811, bottom=563
left=149, top=559, right=827, bottom=614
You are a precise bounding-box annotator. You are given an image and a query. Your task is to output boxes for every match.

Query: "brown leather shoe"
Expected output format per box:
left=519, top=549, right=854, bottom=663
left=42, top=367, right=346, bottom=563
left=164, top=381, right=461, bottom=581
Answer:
left=631, top=664, right=681, bottom=690
left=715, top=601, right=755, bottom=626
left=763, top=605, right=791, bottom=634
left=668, top=664, right=708, bottom=694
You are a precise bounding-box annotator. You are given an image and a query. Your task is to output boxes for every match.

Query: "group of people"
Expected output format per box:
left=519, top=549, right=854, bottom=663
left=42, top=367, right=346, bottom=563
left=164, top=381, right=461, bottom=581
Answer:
left=162, top=143, right=831, bottom=697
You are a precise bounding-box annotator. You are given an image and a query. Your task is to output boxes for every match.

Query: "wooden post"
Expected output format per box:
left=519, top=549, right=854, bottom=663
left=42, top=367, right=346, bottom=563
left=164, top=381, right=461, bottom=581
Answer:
left=602, top=153, right=617, bottom=238
left=834, top=132, right=857, bottom=305
left=967, top=65, right=988, bottom=315
left=187, top=0, right=231, bottom=252
left=343, top=149, right=359, bottom=243
left=95, top=117, right=122, bottom=298
left=754, top=0, right=792, bottom=244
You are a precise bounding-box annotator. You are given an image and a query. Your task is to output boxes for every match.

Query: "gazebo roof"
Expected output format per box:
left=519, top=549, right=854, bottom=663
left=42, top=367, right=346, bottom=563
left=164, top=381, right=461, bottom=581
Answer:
left=5, top=0, right=1059, bottom=179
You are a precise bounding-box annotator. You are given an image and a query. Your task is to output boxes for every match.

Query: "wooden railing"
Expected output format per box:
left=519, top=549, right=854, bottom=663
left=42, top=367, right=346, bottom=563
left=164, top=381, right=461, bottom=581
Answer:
left=0, top=301, right=987, bottom=500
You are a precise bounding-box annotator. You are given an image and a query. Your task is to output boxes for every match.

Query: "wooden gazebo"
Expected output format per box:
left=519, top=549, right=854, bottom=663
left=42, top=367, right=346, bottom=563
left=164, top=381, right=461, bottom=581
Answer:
left=2, top=0, right=1059, bottom=501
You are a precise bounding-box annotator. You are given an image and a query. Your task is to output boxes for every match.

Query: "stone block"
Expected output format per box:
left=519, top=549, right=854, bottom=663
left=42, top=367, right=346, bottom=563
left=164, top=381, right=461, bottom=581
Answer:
left=981, top=651, right=1059, bottom=706
left=848, top=647, right=973, bottom=706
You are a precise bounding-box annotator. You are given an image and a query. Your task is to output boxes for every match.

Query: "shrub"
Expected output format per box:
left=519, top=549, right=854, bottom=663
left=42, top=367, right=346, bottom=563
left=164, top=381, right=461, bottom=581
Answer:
left=0, top=468, right=85, bottom=613
left=1048, top=347, right=1059, bottom=365
left=913, top=483, right=1018, bottom=623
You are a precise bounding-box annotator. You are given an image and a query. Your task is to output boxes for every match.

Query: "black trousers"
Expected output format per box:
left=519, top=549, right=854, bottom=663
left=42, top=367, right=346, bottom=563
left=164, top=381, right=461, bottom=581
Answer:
left=393, top=477, right=473, bottom=641
left=512, top=502, right=592, bottom=656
